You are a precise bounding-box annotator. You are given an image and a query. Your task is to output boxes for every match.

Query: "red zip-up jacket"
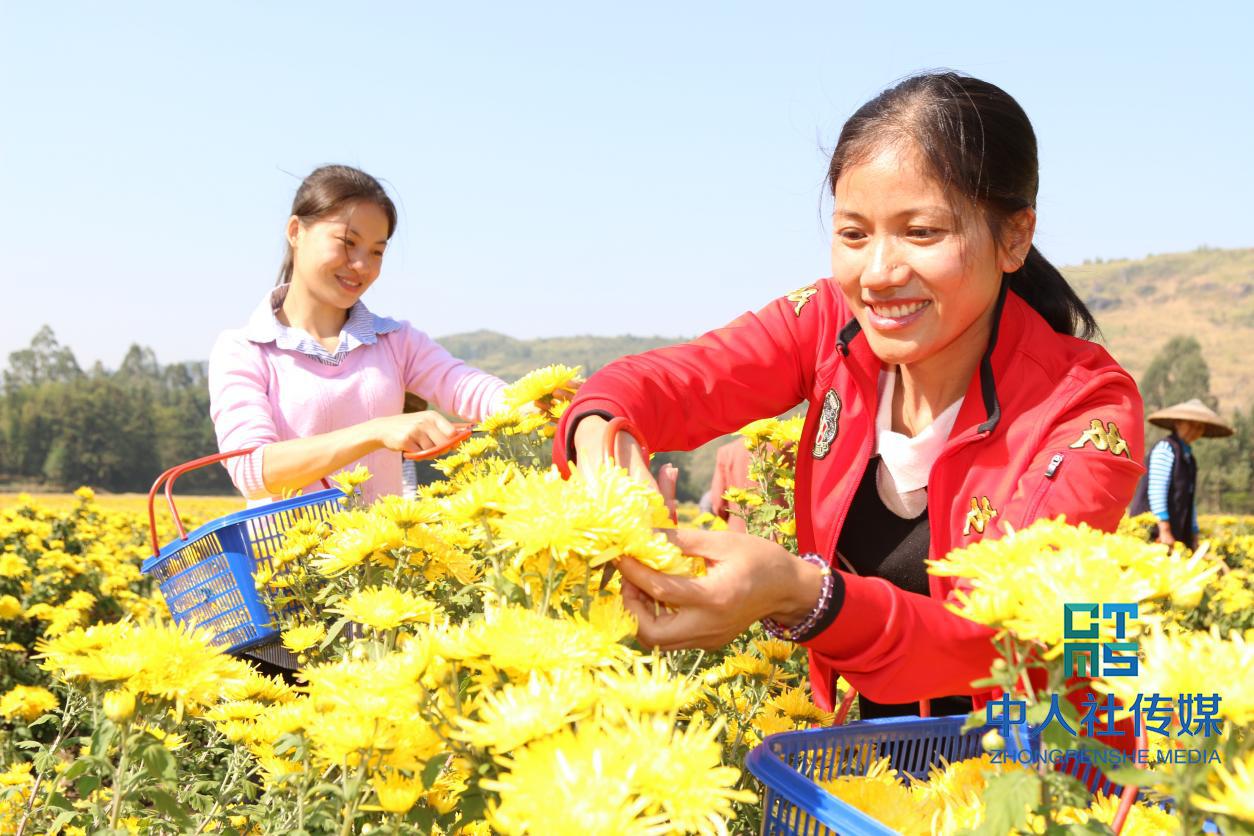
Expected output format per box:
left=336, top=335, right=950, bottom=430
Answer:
left=554, top=279, right=1144, bottom=712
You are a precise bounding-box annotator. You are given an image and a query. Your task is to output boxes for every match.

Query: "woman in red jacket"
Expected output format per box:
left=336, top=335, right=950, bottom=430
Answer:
left=554, top=72, right=1144, bottom=717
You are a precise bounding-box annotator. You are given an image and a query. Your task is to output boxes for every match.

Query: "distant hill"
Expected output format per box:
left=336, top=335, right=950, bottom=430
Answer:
left=438, top=246, right=1254, bottom=498
left=435, top=331, right=681, bottom=381
left=1063, top=246, right=1254, bottom=413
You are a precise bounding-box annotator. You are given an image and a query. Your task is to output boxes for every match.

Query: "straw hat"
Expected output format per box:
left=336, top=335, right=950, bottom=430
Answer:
left=1146, top=398, right=1234, bottom=438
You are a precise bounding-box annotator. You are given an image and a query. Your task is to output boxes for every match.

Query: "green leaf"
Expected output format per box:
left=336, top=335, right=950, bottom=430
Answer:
left=144, top=788, right=193, bottom=828
left=1042, top=770, right=1090, bottom=810
left=27, top=712, right=60, bottom=729
left=408, top=803, right=438, bottom=831
left=965, top=771, right=1040, bottom=836
left=142, top=742, right=178, bottom=781
left=1025, top=701, right=1052, bottom=726
left=1040, top=721, right=1076, bottom=750
left=75, top=774, right=101, bottom=798
left=60, top=757, right=93, bottom=782
left=960, top=710, right=986, bottom=734
left=422, top=752, right=451, bottom=789
left=90, top=721, right=117, bottom=757
left=319, top=616, right=353, bottom=651
left=45, top=791, right=74, bottom=811
left=1097, top=763, right=1158, bottom=787
left=49, top=810, right=79, bottom=833
left=1055, top=821, right=1111, bottom=835
left=453, top=788, right=487, bottom=829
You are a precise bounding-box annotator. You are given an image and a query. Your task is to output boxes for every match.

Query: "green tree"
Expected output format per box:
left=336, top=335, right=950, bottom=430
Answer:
left=1139, top=336, right=1253, bottom=513
left=40, top=377, right=159, bottom=491
left=1138, top=336, right=1217, bottom=413
left=3, top=326, right=82, bottom=393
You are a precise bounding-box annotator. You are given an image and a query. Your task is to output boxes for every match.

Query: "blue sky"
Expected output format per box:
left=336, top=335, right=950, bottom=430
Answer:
left=2, top=2, right=1251, bottom=368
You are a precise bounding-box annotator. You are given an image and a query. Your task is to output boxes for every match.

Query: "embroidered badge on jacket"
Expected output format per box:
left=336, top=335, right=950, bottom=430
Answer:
left=812, top=389, right=840, bottom=459
left=1069, top=419, right=1130, bottom=458
left=785, top=285, right=818, bottom=317
left=963, top=496, right=998, bottom=536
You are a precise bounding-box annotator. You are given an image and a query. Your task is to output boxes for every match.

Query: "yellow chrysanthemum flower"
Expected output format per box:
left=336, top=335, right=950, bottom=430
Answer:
left=1096, top=625, right=1254, bottom=727
left=333, top=587, right=443, bottom=632
left=753, top=637, right=795, bottom=664
left=328, top=464, right=372, bottom=494
left=371, top=768, right=425, bottom=815
left=455, top=670, right=595, bottom=753
left=0, top=684, right=58, bottom=721
left=280, top=623, right=327, bottom=653
left=450, top=604, right=631, bottom=679
left=0, top=594, right=23, bottom=619
left=814, top=758, right=931, bottom=836
left=765, top=685, right=831, bottom=725
left=1192, top=749, right=1254, bottom=824
left=597, top=656, right=701, bottom=716
left=929, top=517, right=1221, bottom=654
left=502, top=364, right=583, bottom=409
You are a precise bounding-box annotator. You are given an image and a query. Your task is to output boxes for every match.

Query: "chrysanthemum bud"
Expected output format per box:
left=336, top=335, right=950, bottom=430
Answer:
left=981, top=729, right=1005, bottom=752
left=103, top=689, right=135, bottom=723
left=991, top=658, right=1008, bottom=672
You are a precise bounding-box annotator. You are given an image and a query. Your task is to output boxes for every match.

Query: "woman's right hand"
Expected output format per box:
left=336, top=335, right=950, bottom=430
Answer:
left=370, top=411, right=460, bottom=454
left=572, top=415, right=679, bottom=516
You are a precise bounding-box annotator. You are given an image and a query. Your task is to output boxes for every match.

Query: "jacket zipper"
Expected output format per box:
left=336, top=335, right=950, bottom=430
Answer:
left=1020, top=452, right=1065, bottom=527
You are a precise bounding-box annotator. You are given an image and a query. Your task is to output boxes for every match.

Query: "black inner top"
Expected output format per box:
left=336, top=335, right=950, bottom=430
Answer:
left=835, top=457, right=974, bottom=720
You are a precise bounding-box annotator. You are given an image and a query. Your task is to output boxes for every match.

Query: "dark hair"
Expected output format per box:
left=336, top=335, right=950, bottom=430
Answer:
left=827, top=72, right=1098, bottom=340
left=277, top=165, right=399, bottom=286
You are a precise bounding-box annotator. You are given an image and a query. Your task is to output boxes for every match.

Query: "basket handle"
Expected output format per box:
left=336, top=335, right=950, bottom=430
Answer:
left=147, top=449, right=331, bottom=557
left=1110, top=727, right=1148, bottom=834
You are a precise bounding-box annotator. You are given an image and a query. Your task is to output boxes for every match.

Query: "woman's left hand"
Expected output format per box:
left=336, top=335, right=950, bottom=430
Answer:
left=616, top=528, right=825, bottom=651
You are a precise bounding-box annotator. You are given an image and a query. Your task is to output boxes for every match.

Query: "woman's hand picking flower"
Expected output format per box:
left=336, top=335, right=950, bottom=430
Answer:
left=617, top=527, right=824, bottom=651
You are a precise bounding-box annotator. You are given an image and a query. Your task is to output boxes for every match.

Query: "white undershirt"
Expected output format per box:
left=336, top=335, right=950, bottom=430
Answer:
left=874, top=368, right=964, bottom=520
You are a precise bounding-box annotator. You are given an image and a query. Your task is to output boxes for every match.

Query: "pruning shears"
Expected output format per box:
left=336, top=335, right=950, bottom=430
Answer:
left=402, top=422, right=479, bottom=461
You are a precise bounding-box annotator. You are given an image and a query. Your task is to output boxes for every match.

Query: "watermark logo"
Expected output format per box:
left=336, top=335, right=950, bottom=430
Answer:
left=983, top=602, right=1224, bottom=766
left=1062, top=602, right=1138, bottom=678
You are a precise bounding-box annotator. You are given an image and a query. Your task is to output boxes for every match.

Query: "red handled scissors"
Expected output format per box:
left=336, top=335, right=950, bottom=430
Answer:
left=402, top=422, right=478, bottom=461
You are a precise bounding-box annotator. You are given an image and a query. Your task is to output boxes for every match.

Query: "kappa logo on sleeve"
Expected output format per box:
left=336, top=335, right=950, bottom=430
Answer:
left=1069, top=419, right=1130, bottom=458
left=785, top=285, right=818, bottom=317
left=811, top=389, right=840, bottom=459
left=963, top=496, right=998, bottom=536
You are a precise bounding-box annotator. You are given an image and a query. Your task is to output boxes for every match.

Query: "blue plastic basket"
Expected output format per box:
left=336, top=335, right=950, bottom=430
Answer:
left=142, top=456, right=344, bottom=653
left=746, top=715, right=1129, bottom=835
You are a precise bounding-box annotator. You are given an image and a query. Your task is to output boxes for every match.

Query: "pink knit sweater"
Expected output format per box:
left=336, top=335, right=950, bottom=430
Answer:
left=208, top=322, right=506, bottom=505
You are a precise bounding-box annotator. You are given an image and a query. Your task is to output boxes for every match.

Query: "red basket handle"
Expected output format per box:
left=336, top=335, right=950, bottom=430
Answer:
left=1110, top=727, right=1148, bottom=834
left=147, top=449, right=330, bottom=558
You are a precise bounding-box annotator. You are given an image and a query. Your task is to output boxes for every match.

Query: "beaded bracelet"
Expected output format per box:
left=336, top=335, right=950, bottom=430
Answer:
left=761, top=552, right=837, bottom=643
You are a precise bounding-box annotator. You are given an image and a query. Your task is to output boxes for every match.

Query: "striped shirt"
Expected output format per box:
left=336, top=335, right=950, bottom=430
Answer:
left=1146, top=437, right=1199, bottom=531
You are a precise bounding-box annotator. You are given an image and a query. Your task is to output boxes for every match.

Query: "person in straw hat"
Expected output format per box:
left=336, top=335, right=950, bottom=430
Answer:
left=1134, top=398, right=1234, bottom=550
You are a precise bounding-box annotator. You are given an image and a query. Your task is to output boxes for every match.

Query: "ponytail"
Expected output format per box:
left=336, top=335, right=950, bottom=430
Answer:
left=1006, top=246, right=1099, bottom=340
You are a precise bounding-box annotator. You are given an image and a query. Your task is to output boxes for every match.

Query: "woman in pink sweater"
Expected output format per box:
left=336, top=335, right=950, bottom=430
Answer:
left=209, top=165, right=507, bottom=505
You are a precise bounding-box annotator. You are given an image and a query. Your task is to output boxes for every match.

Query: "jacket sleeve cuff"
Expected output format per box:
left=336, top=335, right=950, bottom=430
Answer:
left=799, top=571, right=896, bottom=660
left=555, top=399, right=621, bottom=473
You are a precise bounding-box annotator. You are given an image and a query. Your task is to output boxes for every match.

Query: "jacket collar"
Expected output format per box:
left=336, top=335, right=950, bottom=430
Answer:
left=835, top=281, right=1017, bottom=438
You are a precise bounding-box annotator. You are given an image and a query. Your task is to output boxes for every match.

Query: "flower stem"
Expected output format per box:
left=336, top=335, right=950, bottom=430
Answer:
left=108, top=720, right=133, bottom=831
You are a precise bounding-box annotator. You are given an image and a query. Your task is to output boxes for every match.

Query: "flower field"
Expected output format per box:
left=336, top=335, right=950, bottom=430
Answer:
left=0, top=365, right=1252, bottom=834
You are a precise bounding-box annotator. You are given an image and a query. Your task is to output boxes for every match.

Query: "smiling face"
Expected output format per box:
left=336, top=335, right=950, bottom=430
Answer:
left=287, top=200, right=391, bottom=310
left=831, top=142, right=1031, bottom=377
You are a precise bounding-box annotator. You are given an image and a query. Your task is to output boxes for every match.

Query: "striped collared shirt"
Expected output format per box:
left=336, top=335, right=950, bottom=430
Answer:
left=242, top=284, right=403, bottom=366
